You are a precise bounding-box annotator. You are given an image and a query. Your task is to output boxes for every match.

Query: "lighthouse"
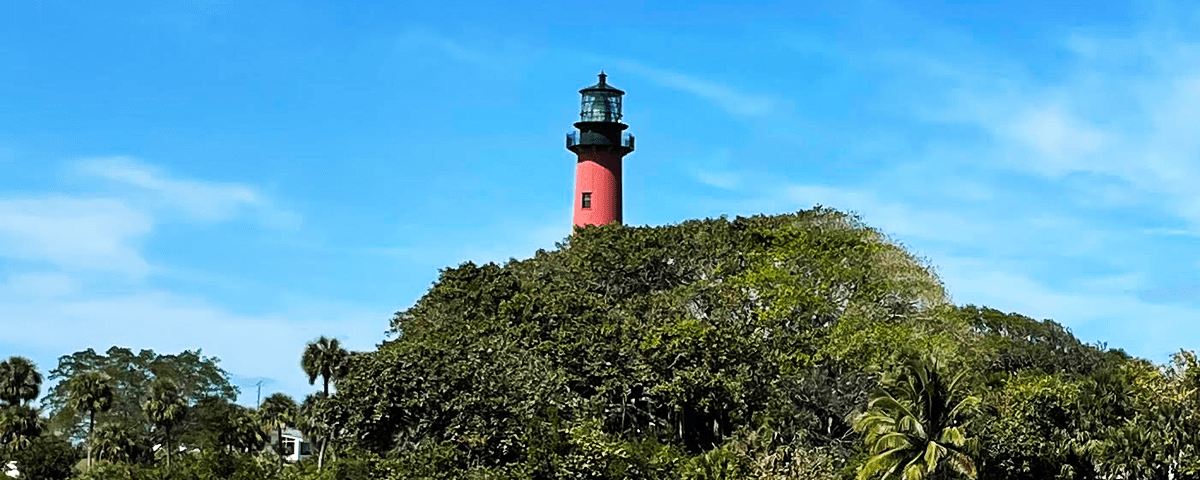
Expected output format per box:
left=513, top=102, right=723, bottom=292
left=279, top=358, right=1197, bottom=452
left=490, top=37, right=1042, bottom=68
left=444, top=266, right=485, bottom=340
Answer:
left=567, top=72, right=635, bottom=227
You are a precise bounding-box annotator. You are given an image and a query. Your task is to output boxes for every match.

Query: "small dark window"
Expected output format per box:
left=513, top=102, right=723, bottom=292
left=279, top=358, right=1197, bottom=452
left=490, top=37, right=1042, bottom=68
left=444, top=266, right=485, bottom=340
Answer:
left=581, top=192, right=592, bottom=209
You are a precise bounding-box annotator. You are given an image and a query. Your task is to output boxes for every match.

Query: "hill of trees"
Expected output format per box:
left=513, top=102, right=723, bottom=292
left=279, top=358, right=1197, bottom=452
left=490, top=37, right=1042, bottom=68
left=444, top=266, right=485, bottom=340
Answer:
left=2, top=207, right=1198, bottom=479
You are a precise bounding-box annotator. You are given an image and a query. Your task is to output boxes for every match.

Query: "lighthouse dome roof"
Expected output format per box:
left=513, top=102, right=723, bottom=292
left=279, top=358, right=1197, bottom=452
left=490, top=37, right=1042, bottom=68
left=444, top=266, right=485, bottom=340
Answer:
left=580, top=72, right=624, bottom=95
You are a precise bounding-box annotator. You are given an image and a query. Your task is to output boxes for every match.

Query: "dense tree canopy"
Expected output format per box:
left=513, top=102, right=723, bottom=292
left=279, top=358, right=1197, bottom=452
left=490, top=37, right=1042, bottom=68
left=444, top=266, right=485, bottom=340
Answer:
left=323, top=209, right=1126, bottom=479
left=43, top=347, right=237, bottom=441
left=4, top=208, right=1200, bottom=479
left=0, top=357, right=43, bottom=407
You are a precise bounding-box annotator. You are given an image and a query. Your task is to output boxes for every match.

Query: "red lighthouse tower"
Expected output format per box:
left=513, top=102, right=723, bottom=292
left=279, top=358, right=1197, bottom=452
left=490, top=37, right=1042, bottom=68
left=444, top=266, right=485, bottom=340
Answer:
left=568, top=72, right=634, bottom=227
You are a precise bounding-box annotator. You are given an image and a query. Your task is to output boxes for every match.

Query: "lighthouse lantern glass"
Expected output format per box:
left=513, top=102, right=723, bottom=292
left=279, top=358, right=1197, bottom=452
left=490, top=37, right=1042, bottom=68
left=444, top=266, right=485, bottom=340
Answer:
left=580, top=91, right=622, bottom=123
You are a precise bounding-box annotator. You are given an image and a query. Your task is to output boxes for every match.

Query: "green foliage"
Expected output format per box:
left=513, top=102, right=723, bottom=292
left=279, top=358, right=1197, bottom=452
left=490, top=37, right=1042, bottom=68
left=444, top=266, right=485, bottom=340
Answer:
left=337, top=209, right=960, bottom=476
left=172, top=395, right=268, bottom=455
left=977, top=373, right=1090, bottom=479
left=0, top=356, right=43, bottom=407
left=852, top=355, right=981, bottom=480
left=145, top=378, right=188, bottom=468
left=0, top=405, right=42, bottom=452
left=4, top=433, right=78, bottom=480
left=6, top=207, right=1184, bottom=479
left=66, top=371, right=114, bottom=470
left=91, top=418, right=150, bottom=465
left=958, top=306, right=1113, bottom=376
left=260, top=392, right=298, bottom=469
left=301, top=337, right=350, bottom=397
left=44, top=347, right=237, bottom=441
left=71, top=450, right=278, bottom=480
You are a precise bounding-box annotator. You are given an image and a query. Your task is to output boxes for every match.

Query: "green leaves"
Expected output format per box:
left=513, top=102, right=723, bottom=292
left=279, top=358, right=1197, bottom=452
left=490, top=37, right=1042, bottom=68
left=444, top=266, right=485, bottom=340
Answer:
left=333, top=208, right=963, bottom=477
left=9, top=206, right=1177, bottom=479
left=852, top=355, right=981, bottom=480
left=44, top=347, right=237, bottom=441
left=0, top=356, right=43, bottom=407
left=302, top=336, right=350, bottom=398
left=66, top=371, right=115, bottom=421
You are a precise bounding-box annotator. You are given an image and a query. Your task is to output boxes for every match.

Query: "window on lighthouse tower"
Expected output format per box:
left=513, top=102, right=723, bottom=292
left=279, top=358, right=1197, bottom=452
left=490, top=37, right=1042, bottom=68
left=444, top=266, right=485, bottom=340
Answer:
left=581, top=192, right=592, bottom=209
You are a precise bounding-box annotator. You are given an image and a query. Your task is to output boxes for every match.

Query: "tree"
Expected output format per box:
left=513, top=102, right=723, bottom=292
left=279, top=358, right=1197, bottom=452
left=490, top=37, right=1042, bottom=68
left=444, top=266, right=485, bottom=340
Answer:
left=3, top=433, right=77, bottom=480
left=852, top=355, right=981, bottom=480
left=144, top=378, right=187, bottom=470
left=0, top=356, right=43, bottom=407
left=0, top=405, right=42, bottom=451
left=258, top=392, right=297, bottom=469
left=181, top=396, right=251, bottom=453
left=90, top=419, right=146, bottom=465
left=299, top=392, right=339, bottom=470
left=302, top=336, right=350, bottom=397
left=65, top=371, right=114, bottom=470
left=229, top=408, right=267, bottom=454
left=301, top=336, right=349, bottom=470
left=976, top=373, right=1097, bottom=480
left=43, top=347, right=237, bottom=440
left=332, top=209, right=956, bottom=475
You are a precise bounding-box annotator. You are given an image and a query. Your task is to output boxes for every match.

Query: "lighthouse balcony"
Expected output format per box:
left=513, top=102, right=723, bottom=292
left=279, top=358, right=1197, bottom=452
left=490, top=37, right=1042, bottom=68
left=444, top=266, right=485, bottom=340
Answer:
left=567, top=132, right=635, bottom=151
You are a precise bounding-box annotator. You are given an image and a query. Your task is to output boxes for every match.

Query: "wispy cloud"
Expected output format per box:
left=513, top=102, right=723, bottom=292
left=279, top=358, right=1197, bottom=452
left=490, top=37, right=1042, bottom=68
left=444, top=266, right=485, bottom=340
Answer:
left=0, top=197, right=153, bottom=275
left=0, top=158, right=303, bottom=277
left=874, top=21, right=1200, bottom=236
left=3, top=272, right=81, bottom=299
left=683, top=5, right=1200, bottom=361
left=696, top=170, right=742, bottom=190
left=396, top=27, right=530, bottom=73
left=77, top=157, right=301, bottom=229
left=0, top=284, right=386, bottom=405
left=607, top=59, right=778, bottom=117
left=0, top=156, right=370, bottom=405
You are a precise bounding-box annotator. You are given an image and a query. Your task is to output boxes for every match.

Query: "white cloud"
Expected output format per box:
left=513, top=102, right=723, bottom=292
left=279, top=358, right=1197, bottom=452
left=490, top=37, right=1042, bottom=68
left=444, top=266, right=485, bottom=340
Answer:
left=0, top=197, right=153, bottom=275
left=1006, top=105, right=1106, bottom=175
left=3, top=272, right=80, bottom=299
left=78, top=157, right=300, bottom=228
left=696, top=170, right=742, bottom=190
left=937, top=259, right=1197, bottom=360
left=610, top=59, right=777, bottom=117
left=0, top=285, right=386, bottom=405
left=884, top=23, right=1200, bottom=236
left=706, top=6, right=1200, bottom=361
left=0, top=158, right=338, bottom=403
left=0, top=158, right=301, bottom=277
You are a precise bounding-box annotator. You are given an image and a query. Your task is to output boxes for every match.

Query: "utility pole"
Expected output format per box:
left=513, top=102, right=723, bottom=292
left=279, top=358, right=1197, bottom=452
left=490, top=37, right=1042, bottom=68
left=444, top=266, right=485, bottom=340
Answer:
left=255, top=380, right=266, bottom=407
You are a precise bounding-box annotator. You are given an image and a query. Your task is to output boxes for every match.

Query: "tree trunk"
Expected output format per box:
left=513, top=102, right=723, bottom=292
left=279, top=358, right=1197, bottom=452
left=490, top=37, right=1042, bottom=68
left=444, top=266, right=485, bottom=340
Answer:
left=87, top=411, right=94, bottom=470
left=323, top=377, right=329, bottom=397
left=166, top=425, right=172, bottom=471
left=277, top=425, right=283, bottom=470
left=318, top=437, right=326, bottom=470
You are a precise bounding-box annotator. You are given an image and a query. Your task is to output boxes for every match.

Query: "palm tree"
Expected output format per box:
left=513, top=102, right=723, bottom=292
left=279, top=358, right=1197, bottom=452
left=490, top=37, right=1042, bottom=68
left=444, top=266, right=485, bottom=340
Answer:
left=301, top=336, right=350, bottom=397
left=298, top=392, right=336, bottom=470
left=0, top=405, right=42, bottom=451
left=144, top=378, right=187, bottom=470
left=300, top=337, right=348, bottom=470
left=0, top=356, right=43, bottom=407
left=230, top=408, right=267, bottom=454
left=91, top=420, right=142, bottom=464
left=851, top=355, right=981, bottom=480
left=66, top=371, right=114, bottom=470
left=258, top=392, right=297, bottom=470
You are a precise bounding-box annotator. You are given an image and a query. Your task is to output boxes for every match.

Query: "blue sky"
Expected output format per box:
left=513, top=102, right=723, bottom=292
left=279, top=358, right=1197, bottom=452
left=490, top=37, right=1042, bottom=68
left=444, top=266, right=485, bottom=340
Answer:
left=4, top=0, right=1200, bottom=405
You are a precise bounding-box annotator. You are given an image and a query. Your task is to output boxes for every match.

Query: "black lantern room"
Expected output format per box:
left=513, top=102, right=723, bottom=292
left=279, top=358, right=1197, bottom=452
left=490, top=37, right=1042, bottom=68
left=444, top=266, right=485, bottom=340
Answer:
left=579, top=72, right=624, bottom=124
left=567, top=72, right=634, bottom=154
